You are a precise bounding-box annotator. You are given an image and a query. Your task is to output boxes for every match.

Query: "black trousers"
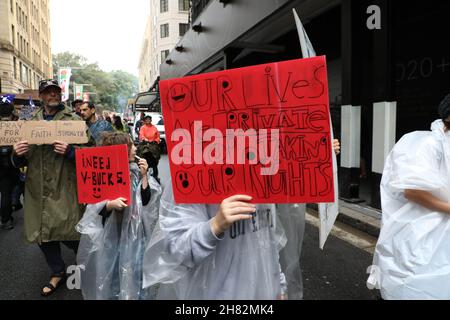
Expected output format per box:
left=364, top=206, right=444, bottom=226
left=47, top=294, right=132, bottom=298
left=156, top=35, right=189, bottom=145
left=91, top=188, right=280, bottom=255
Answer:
left=11, top=176, right=24, bottom=206
left=144, top=152, right=159, bottom=179
left=0, top=170, right=18, bottom=223
left=38, top=241, right=79, bottom=275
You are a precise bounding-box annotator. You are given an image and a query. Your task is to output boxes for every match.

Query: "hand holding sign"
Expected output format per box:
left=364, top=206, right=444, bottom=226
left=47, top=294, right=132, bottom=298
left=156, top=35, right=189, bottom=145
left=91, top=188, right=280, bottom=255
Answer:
left=106, top=198, right=128, bottom=212
left=333, top=139, right=340, bottom=155
left=211, top=195, right=256, bottom=236
left=13, top=141, right=29, bottom=157
left=53, top=140, right=70, bottom=155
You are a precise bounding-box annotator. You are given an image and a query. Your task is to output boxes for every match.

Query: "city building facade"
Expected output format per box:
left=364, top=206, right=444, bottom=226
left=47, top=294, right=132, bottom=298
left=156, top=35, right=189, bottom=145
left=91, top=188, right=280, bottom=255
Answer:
left=0, top=0, right=53, bottom=93
left=158, top=0, right=450, bottom=213
left=138, top=0, right=190, bottom=91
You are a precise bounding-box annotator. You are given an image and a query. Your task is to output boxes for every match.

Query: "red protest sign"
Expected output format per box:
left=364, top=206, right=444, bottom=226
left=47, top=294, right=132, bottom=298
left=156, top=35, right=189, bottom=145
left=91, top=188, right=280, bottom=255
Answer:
left=161, top=56, right=334, bottom=204
left=75, top=145, right=131, bottom=204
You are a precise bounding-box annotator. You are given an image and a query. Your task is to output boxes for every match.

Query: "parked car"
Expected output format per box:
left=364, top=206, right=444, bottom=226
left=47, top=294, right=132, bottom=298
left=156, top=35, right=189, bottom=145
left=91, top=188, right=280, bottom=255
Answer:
left=133, top=112, right=167, bottom=154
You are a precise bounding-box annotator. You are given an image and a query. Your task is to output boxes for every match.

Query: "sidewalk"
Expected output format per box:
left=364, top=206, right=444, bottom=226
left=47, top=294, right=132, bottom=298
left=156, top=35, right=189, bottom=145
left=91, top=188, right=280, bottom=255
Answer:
left=306, top=201, right=381, bottom=255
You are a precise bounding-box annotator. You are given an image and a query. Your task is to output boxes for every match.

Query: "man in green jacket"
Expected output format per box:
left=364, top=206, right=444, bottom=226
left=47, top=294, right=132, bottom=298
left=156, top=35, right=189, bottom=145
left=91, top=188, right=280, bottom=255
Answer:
left=13, top=79, right=85, bottom=296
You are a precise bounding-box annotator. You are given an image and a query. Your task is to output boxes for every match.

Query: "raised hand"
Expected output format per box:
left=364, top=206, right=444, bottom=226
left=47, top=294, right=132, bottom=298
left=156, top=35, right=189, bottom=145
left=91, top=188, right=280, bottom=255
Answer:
left=211, top=195, right=256, bottom=236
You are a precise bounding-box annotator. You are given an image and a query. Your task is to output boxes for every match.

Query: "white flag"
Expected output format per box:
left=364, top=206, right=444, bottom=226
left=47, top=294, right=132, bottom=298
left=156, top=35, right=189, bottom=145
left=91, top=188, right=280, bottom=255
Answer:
left=293, top=8, right=340, bottom=249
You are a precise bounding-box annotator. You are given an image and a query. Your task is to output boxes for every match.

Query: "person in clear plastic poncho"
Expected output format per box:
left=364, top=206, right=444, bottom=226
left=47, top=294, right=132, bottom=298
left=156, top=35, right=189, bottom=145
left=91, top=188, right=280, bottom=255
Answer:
left=76, top=132, right=161, bottom=300
left=142, top=139, right=340, bottom=300
left=142, top=183, right=290, bottom=300
left=367, top=94, right=450, bottom=300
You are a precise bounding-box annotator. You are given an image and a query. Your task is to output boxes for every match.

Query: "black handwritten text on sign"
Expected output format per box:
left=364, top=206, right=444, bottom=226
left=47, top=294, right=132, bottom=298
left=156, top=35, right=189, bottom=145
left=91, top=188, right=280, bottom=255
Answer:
left=75, top=144, right=131, bottom=204
left=161, top=56, right=334, bottom=204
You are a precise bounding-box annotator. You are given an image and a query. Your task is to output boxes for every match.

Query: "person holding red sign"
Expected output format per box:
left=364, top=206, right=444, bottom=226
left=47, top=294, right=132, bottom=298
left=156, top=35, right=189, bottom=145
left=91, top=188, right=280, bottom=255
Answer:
left=141, top=139, right=341, bottom=300
left=141, top=181, right=289, bottom=300
left=76, top=132, right=161, bottom=300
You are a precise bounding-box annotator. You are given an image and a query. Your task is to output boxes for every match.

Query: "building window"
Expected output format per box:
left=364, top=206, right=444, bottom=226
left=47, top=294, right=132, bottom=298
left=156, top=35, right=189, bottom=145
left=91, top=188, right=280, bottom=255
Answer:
left=179, top=0, right=189, bottom=12
left=161, top=50, right=170, bottom=62
left=11, top=25, right=15, bottom=45
left=179, top=23, right=189, bottom=37
left=10, top=0, right=13, bottom=13
left=160, top=0, right=168, bottom=13
left=160, top=23, right=169, bottom=38
left=13, top=57, right=17, bottom=79
left=19, top=62, right=23, bottom=82
left=22, top=64, right=28, bottom=86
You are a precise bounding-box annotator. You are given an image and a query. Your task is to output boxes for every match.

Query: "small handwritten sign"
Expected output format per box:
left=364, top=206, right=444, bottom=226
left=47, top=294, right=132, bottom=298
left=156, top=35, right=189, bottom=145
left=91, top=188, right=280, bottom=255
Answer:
left=0, top=121, right=88, bottom=146
left=75, top=144, right=131, bottom=204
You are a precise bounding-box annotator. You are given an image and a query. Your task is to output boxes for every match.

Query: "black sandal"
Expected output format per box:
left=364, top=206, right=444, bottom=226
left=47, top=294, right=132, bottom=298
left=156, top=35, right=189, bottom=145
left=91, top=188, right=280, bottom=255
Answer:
left=41, top=272, right=66, bottom=297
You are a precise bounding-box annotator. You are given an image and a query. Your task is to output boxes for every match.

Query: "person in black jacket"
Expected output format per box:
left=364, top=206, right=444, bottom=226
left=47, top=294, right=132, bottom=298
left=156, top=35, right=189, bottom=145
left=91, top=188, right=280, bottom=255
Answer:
left=0, top=95, right=20, bottom=230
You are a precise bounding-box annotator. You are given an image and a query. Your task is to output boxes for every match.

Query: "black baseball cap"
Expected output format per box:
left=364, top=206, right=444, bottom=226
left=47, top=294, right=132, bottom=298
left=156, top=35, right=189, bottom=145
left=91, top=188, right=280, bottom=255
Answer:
left=39, top=79, right=62, bottom=94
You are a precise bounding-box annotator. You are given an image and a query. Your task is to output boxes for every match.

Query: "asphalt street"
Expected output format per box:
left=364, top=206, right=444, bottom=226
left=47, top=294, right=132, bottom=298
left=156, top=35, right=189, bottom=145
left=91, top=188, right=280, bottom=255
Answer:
left=0, top=155, right=379, bottom=300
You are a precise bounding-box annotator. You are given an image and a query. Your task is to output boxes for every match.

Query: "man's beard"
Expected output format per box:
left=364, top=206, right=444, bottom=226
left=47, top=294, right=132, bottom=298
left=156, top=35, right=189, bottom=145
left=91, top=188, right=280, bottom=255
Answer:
left=47, top=101, right=61, bottom=108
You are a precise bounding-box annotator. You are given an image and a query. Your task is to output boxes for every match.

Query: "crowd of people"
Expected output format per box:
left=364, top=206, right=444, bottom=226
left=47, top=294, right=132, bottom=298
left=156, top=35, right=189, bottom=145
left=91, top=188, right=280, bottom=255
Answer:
left=0, top=80, right=164, bottom=296
left=2, top=79, right=450, bottom=300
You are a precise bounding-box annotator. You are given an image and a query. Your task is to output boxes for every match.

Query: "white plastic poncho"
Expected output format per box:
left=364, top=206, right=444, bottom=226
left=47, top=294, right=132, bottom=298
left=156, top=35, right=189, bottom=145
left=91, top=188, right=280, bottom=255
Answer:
left=142, top=181, right=291, bottom=300
left=76, top=163, right=162, bottom=300
left=368, top=120, right=450, bottom=300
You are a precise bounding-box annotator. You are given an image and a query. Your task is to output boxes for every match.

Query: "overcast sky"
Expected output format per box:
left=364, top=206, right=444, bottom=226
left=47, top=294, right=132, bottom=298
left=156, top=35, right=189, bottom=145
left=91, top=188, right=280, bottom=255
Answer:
left=51, top=0, right=149, bottom=76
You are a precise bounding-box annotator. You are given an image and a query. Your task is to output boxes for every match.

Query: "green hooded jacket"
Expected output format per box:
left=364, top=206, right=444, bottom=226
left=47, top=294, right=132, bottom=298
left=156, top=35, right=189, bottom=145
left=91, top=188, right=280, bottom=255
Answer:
left=20, top=106, right=85, bottom=244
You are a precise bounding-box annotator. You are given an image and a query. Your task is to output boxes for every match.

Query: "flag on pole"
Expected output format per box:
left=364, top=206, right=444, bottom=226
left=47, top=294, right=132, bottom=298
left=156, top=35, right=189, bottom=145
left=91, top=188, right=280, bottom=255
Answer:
left=293, top=9, right=316, bottom=59
left=75, top=84, right=84, bottom=101
left=293, top=8, right=340, bottom=249
left=58, top=68, right=72, bottom=102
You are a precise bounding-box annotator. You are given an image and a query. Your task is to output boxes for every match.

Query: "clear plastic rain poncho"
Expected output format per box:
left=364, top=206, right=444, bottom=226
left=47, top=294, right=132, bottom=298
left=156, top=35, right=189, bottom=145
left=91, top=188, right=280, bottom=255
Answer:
left=368, top=120, right=450, bottom=299
left=76, top=163, right=162, bottom=300
left=141, top=180, right=304, bottom=300
left=276, top=204, right=305, bottom=300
